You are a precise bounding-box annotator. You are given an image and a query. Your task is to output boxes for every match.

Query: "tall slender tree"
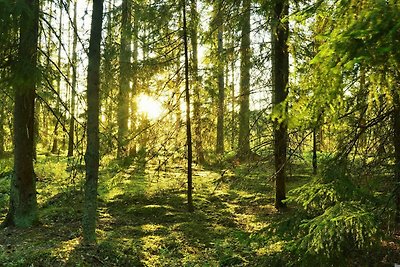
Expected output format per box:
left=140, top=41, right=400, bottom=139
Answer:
left=83, top=0, right=103, bottom=244
left=183, top=0, right=194, bottom=212
left=2, top=0, right=39, bottom=228
left=129, top=1, right=139, bottom=156
left=215, top=0, right=225, bottom=154
left=117, top=0, right=132, bottom=159
left=312, top=128, right=317, bottom=174
left=68, top=0, right=78, bottom=157
left=190, top=0, right=204, bottom=164
left=51, top=0, right=64, bottom=154
left=0, top=104, right=4, bottom=156
left=271, top=0, right=289, bottom=209
left=393, top=88, right=400, bottom=223
left=238, top=0, right=251, bottom=159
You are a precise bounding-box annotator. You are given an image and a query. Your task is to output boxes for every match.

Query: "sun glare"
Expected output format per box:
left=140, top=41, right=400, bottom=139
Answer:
left=137, top=94, right=163, bottom=120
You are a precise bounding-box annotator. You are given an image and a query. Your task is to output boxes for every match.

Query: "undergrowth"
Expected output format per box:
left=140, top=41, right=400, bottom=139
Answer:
left=0, top=154, right=399, bottom=266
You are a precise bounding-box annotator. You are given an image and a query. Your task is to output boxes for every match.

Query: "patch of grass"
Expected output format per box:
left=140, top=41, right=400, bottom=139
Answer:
left=0, top=154, right=399, bottom=266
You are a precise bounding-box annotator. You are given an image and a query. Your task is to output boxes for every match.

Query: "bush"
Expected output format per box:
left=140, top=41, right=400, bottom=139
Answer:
left=282, top=159, right=381, bottom=265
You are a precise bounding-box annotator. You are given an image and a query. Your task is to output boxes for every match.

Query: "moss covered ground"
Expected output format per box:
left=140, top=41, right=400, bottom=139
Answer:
left=0, top=154, right=399, bottom=266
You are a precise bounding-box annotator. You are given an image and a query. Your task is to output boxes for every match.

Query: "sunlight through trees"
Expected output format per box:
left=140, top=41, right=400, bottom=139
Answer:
left=0, top=0, right=400, bottom=265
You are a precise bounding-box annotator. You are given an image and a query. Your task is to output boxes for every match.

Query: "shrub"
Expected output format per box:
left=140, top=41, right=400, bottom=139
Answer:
left=283, top=158, right=380, bottom=265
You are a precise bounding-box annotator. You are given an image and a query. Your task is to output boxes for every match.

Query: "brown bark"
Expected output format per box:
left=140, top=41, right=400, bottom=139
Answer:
left=51, top=1, right=64, bottom=154
left=117, top=0, right=132, bottom=159
left=312, top=128, right=317, bottom=175
left=272, top=0, right=289, bottom=210
left=183, top=0, right=194, bottom=212
left=393, top=89, right=400, bottom=224
left=129, top=4, right=139, bottom=157
left=0, top=104, right=4, bottom=157
left=3, top=0, right=39, bottom=228
left=68, top=0, right=78, bottom=157
left=190, top=0, right=204, bottom=164
left=83, top=0, right=103, bottom=244
left=238, top=0, right=251, bottom=159
left=216, top=1, right=225, bottom=154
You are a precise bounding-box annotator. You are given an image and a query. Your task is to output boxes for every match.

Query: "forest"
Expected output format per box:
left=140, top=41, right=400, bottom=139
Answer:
left=0, top=0, right=400, bottom=265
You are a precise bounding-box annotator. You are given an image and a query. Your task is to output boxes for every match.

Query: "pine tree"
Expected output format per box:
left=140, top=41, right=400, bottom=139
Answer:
left=238, top=0, right=251, bottom=159
left=3, top=0, right=39, bottom=228
left=117, top=0, right=132, bottom=159
left=272, top=0, right=289, bottom=210
left=215, top=0, right=225, bottom=154
left=83, top=0, right=104, bottom=244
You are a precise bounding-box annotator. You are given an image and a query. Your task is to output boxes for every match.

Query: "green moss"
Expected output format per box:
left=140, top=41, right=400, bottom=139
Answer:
left=0, top=154, right=397, bottom=266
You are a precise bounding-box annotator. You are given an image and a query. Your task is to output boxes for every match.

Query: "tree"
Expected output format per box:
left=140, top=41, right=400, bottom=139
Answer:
left=272, top=0, right=289, bottom=210
left=83, top=0, right=104, bottom=244
left=101, top=0, right=119, bottom=155
left=238, top=0, right=251, bottom=159
left=183, top=0, right=194, bottom=212
left=2, top=0, right=39, bottom=228
left=190, top=0, right=204, bottom=164
left=130, top=1, right=139, bottom=156
left=51, top=0, right=64, bottom=154
left=0, top=104, right=4, bottom=156
left=68, top=0, right=78, bottom=157
left=312, top=128, right=317, bottom=174
left=117, top=0, right=132, bottom=159
left=215, top=0, right=225, bottom=154
left=394, top=89, right=400, bottom=224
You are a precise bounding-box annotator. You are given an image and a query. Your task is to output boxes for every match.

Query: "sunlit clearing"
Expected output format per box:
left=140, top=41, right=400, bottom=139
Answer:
left=137, top=94, right=163, bottom=120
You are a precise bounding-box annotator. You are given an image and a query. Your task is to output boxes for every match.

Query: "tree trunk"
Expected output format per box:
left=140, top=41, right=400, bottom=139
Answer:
left=0, top=104, right=4, bottom=157
left=231, top=46, right=235, bottom=150
left=33, top=100, right=39, bottom=161
left=117, top=0, right=132, bottom=159
left=2, top=0, right=39, bottom=228
left=51, top=121, right=59, bottom=154
left=129, top=4, right=139, bottom=157
left=238, top=0, right=251, bottom=159
left=215, top=2, right=225, bottom=155
left=393, top=89, right=400, bottom=224
left=83, top=0, right=103, bottom=244
left=52, top=2, right=64, bottom=154
left=102, top=0, right=115, bottom=153
left=68, top=0, right=78, bottom=157
left=312, top=127, right=317, bottom=175
left=272, top=0, right=289, bottom=210
left=190, top=0, right=204, bottom=164
left=183, top=0, right=194, bottom=212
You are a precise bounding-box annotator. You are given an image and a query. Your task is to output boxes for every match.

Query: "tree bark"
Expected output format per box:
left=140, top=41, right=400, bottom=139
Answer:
left=238, top=0, right=251, bottom=159
left=312, top=128, right=317, bottom=175
left=190, top=0, right=204, bottom=164
left=83, top=0, right=103, bottom=244
left=2, top=0, right=39, bottom=228
left=51, top=1, right=64, bottom=154
left=215, top=2, right=225, bottom=155
left=129, top=3, right=139, bottom=156
left=183, top=0, right=194, bottom=212
left=0, top=104, right=4, bottom=157
left=272, top=0, right=289, bottom=210
left=393, top=89, right=400, bottom=224
left=68, top=0, right=78, bottom=157
left=117, top=0, right=132, bottom=159
left=231, top=44, right=236, bottom=150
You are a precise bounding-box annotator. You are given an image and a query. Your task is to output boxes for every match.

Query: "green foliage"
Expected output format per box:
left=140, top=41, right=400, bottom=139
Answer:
left=282, top=159, right=381, bottom=265
left=0, top=158, right=12, bottom=219
left=2, top=153, right=399, bottom=265
left=294, top=201, right=377, bottom=260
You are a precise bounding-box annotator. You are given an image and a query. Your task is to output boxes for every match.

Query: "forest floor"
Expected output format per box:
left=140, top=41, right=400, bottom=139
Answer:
left=0, top=153, right=399, bottom=266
